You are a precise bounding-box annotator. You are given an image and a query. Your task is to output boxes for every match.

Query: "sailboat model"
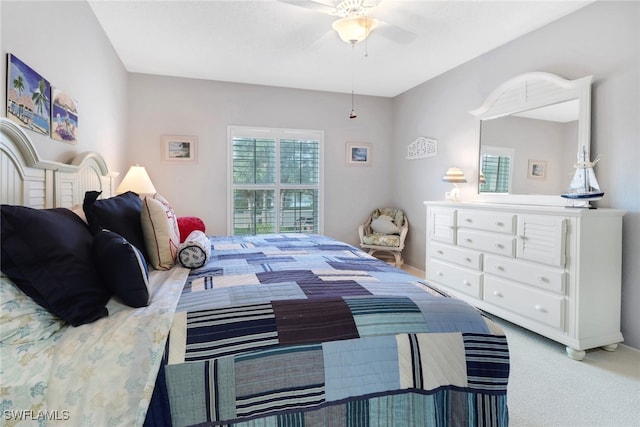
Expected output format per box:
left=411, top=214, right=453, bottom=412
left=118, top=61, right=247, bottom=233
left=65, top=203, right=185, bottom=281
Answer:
left=561, top=146, right=604, bottom=202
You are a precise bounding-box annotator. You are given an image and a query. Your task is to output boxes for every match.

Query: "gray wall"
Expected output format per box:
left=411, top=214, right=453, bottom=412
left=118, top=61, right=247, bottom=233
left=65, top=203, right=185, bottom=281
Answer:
left=126, top=74, right=393, bottom=243
left=0, top=1, right=129, bottom=176
left=392, top=1, right=639, bottom=348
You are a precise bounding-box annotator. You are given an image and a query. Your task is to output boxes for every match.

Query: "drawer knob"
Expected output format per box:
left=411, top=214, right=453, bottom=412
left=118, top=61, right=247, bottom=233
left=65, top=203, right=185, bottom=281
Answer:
left=538, top=276, right=549, bottom=283
left=437, top=250, right=444, bottom=255
left=493, top=290, right=503, bottom=298
left=463, top=280, right=471, bottom=287
left=465, top=218, right=472, bottom=223
left=496, top=243, right=504, bottom=249
left=534, top=305, right=548, bottom=313
left=495, top=221, right=504, bottom=227
left=497, top=266, right=505, bottom=271
left=437, top=271, right=443, bottom=277
left=466, top=238, right=472, bottom=243
left=465, top=257, right=472, bottom=263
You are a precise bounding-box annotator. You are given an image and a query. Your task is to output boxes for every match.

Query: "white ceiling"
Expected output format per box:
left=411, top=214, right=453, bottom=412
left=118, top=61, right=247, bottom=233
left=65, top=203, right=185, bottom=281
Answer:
left=88, top=0, right=594, bottom=98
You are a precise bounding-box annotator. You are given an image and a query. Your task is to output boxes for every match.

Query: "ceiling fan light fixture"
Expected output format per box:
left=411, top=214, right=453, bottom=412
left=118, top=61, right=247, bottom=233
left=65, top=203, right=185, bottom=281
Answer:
left=332, top=16, right=378, bottom=44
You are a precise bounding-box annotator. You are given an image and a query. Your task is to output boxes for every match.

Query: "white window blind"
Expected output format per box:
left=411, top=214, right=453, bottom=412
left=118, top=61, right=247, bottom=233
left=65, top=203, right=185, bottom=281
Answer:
left=228, top=126, right=324, bottom=235
left=480, top=146, right=513, bottom=194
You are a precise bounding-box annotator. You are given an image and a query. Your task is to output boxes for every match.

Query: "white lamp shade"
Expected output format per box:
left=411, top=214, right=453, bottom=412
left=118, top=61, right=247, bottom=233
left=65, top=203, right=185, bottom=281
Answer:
left=442, top=167, right=467, bottom=183
left=116, top=165, right=157, bottom=195
left=332, top=16, right=378, bottom=43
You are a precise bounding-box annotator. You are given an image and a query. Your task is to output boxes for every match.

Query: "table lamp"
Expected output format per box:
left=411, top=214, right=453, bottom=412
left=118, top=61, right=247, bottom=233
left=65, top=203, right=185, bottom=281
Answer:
left=442, top=167, right=467, bottom=202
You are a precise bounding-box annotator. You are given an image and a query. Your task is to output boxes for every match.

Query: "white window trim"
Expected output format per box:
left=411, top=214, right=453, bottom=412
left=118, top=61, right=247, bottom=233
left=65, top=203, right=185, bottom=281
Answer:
left=227, top=125, right=325, bottom=235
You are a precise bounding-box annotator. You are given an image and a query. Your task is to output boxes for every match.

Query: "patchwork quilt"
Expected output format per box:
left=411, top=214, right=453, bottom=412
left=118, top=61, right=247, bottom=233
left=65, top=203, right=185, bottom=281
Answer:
left=153, top=234, right=509, bottom=427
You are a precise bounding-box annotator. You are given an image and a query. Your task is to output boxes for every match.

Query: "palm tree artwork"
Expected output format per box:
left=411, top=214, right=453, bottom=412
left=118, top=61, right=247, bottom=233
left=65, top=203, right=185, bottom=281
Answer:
left=32, top=79, right=49, bottom=119
left=6, top=54, right=51, bottom=136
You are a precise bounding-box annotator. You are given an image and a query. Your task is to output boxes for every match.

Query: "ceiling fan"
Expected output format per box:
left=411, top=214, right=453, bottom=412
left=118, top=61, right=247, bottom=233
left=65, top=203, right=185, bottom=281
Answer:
left=281, top=0, right=415, bottom=119
left=281, top=0, right=416, bottom=45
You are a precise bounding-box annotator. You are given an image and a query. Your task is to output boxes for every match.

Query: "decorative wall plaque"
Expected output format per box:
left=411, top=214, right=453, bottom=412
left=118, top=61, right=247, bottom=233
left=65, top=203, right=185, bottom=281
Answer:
left=407, top=137, right=437, bottom=160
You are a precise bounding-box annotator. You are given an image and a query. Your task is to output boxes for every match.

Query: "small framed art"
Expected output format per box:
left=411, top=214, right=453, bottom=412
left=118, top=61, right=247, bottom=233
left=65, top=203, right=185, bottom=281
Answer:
left=162, top=135, right=197, bottom=162
left=527, top=159, right=547, bottom=179
left=345, top=142, right=372, bottom=166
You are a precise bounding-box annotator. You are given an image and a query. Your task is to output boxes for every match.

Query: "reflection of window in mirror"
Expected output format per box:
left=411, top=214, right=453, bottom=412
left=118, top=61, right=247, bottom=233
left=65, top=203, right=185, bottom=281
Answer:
left=480, top=146, right=513, bottom=193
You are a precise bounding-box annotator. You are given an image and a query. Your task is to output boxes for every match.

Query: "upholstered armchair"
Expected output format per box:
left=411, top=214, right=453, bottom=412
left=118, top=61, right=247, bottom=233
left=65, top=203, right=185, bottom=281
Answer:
left=358, top=207, right=408, bottom=267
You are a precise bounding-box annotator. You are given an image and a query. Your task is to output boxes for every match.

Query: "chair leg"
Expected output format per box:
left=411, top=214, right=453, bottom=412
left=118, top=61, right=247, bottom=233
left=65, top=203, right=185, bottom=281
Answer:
left=393, top=252, right=403, bottom=267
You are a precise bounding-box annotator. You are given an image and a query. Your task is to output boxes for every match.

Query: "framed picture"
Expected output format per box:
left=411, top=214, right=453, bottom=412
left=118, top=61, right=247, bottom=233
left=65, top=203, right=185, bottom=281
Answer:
left=345, top=142, right=372, bottom=166
left=527, top=159, right=547, bottom=179
left=51, top=87, right=78, bottom=144
left=6, top=54, right=51, bottom=136
left=162, top=135, right=197, bottom=162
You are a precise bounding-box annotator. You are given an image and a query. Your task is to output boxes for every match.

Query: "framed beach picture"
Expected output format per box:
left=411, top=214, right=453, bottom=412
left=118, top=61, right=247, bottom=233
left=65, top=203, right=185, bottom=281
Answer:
left=51, top=87, right=78, bottom=144
left=6, top=54, right=51, bottom=136
left=345, top=142, right=372, bottom=166
left=162, top=135, right=198, bottom=162
left=527, top=159, right=547, bottom=179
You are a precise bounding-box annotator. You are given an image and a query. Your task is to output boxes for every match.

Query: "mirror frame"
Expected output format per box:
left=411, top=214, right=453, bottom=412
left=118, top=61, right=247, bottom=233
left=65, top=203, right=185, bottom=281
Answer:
left=470, top=72, right=593, bottom=206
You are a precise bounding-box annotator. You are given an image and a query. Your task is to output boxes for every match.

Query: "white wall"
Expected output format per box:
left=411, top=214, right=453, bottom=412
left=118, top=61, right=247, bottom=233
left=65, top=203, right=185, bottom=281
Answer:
left=126, top=74, right=393, bottom=244
left=0, top=1, right=128, bottom=177
left=392, top=1, right=639, bottom=348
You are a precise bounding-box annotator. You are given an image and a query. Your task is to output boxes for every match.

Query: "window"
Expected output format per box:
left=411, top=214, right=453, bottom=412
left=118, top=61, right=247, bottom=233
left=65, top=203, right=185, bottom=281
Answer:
left=228, top=126, right=323, bottom=235
left=479, top=146, right=513, bottom=193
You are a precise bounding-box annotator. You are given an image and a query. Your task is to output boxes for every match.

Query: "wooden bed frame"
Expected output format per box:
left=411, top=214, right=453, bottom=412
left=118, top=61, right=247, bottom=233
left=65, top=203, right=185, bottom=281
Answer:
left=0, top=117, right=115, bottom=208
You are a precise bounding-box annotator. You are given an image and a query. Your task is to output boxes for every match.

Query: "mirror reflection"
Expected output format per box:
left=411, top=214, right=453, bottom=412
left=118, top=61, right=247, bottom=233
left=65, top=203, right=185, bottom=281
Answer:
left=479, top=99, right=579, bottom=195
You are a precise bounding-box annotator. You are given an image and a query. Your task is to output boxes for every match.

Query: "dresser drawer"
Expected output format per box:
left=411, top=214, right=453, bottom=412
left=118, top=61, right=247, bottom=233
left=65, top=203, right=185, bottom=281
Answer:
left=458, top=210, right=516, bottom=234
left=428, top=259, right=482, bottom=298
left=484, top=276, right=565, bottom=330
left=457, top=230, right=515, bottom=257
left=484, top=255, right=566, bottom=294
left=430, top=242, right=482, bottom=270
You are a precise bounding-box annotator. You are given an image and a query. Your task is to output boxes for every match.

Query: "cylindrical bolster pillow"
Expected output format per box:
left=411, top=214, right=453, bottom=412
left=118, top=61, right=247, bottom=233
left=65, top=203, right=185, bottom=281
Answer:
left=177, top=230, right=211, bottom=269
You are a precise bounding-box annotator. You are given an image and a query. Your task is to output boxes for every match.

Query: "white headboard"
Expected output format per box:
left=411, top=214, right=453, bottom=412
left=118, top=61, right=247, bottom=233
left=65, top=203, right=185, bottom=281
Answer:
left=1, top=117, right=116, bottom=209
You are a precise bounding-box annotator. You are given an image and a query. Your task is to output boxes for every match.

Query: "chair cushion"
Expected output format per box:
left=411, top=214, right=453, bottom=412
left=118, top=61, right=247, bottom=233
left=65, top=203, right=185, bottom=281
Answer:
left=370, top=215, right=400, bottom=234
left=362, top=233, right=401, bottom=248
left=373, top=208, right=404, bottom=228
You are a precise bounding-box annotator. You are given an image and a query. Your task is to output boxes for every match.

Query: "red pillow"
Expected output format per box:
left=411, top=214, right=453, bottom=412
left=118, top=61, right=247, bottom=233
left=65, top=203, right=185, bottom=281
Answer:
left=177, top=217, right=206, bottom=243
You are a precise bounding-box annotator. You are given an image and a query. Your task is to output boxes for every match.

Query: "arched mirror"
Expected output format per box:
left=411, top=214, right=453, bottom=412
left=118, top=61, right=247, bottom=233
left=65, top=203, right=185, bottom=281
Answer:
left=471, top=72, right=592, bottom=206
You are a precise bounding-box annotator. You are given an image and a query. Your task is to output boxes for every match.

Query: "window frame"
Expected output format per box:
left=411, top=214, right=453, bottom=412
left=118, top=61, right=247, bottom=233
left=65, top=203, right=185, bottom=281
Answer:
left=227, top=126, right=324, bottom=235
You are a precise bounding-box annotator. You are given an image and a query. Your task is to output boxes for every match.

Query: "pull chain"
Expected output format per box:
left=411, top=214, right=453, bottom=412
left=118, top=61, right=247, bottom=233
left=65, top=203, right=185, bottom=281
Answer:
left=350, top=41, right=357, bottom=119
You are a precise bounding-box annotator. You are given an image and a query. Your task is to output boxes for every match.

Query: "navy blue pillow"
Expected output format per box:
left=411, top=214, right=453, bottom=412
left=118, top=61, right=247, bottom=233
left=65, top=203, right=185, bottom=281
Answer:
left=0, top=205, right=111, bottom=326
left=93, top=229, right=150, bottom=308
left=83, top=191, right=148, bottom=260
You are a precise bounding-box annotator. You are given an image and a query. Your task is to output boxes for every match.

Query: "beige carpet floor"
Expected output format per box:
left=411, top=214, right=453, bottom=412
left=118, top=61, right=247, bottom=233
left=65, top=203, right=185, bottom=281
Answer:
left=488, top=315, right=640, bottom=427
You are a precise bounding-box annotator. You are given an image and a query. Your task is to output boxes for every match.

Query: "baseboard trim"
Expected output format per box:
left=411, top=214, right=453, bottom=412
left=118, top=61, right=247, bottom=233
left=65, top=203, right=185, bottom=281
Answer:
left=401, top=264, right=425, bottom=279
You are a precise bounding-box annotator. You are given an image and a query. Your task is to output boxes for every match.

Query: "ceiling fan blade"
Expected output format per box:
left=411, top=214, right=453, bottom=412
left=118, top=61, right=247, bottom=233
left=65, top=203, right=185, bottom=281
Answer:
left=277, top=0, right=337, bottom=15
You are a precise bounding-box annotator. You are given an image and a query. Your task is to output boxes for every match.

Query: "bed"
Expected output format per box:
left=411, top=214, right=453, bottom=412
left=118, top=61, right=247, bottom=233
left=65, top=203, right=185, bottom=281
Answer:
left=0, top=117, right=509, bottom=426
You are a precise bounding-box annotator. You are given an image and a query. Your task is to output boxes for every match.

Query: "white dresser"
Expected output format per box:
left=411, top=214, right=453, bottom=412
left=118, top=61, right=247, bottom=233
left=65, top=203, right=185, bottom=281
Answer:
left=425, top=201, right=625, bottom=360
